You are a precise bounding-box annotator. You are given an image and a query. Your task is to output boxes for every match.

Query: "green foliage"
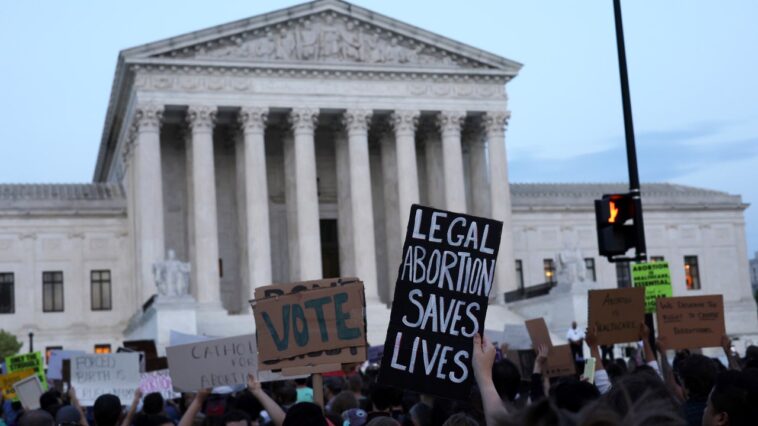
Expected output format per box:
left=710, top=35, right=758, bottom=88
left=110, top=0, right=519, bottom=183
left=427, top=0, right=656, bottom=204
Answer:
left=0, top=329, right=23, bottom=359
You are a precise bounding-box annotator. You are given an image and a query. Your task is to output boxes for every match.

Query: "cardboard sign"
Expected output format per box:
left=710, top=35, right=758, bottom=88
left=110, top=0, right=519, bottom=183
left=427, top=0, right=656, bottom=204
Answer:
left=378, top=205, right=503, bottom=400
left=503, top=324, right=532, bottom=351
left=5, top=352, right=47, bottom=391
left=588, top=287, right=645, bottom=345
left=632, top=261, right=673, bottom=313
left=71, top=353, right=141, bottom=406
left=252, top=278, right=367, bottom=371
left=140, top=370, right=179, bottom=400
left=543, top=344, right=576, bottom=379
left=166, top=333, right=295, bottom=392
left=0, top=368, right=35, bottom=400
left=14, top=375, right=43, bottom=409
left=48, top=350, right=85, bottom=380
left=656, top=295, right=726, bottom=350
left=525, top=318, right=553, bottom=350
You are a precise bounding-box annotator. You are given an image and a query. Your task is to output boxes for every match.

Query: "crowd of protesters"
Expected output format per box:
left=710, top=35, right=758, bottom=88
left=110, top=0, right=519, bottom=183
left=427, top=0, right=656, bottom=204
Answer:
left=3, top=325, right=758, bottom=426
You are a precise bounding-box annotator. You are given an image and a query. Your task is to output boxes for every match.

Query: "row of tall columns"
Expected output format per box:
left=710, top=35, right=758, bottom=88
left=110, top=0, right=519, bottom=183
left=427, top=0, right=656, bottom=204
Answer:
left=127, top=102, right=515, bottom=308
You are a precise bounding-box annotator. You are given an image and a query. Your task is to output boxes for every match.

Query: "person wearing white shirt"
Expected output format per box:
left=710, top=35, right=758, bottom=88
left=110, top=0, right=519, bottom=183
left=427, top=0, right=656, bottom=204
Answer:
left=566, top=321, right=585, bottom=362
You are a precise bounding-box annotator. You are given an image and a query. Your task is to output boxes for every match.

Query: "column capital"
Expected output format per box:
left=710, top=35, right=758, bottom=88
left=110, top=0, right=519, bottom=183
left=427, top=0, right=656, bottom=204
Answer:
left=133, top=103, right=164, bottom=132
left=482, top=111, right=511, bottom=136
left=390, top=110, right=419, bottom=135
left=342, top=109, right=373, bottom=134
left=288, top=108, right=319, bottom=132
left=187, top=105, right=217, bottom=132
left=436, top=111, right=466, bottom=136
left=238, top=107, right=269, bottom=133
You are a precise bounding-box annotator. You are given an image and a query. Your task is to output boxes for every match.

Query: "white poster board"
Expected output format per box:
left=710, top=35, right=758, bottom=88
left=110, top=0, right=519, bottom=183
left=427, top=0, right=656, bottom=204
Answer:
left=140, top=369, right=179, bottom=400
left=166, top=334, right=297, bottom=392
left=48, top=350, right=85, bottom=380
left=14, top=375, right=43, bottom=409
left=71, top=353, right=141, bottom=406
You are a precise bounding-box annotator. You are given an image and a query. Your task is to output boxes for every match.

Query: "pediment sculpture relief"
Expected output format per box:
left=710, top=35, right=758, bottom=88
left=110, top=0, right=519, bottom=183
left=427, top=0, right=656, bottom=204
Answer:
left=158, top=12, right=490, bottom=69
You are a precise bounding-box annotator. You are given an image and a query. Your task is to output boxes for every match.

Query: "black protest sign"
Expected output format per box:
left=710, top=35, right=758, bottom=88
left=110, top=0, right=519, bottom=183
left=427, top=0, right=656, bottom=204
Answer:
left=378, top=204, right=503, bottom=400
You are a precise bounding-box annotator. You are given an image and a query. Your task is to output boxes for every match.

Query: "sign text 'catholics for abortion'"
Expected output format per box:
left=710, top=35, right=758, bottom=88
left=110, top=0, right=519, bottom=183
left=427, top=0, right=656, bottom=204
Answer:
left=378, top=205, right=503, bottom=400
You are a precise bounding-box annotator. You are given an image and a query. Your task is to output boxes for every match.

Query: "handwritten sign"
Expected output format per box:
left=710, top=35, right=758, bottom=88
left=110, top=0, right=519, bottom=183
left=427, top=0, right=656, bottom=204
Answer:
left=48, top=350, right=85, bottom=380
left=0, top=368, right=35, bottom=400
left=588, top=287, right=645, bottom=345
left=543, top=344, right=576, bottom=379
left=71, top=353, right=141, bottom=406
left=656, top=295, right=725, bottom=349
left=14, top=375, right=43, bottom=409
left=525, top=318, right=553, bottom=350
left=632, top=261, right=673, bottom=313
left=252, top=278, right=367, bottom=371
left=140, top=370, right=179, bottom=400
left=378, top=205, right=503, bottom=400
left=5, top=352, right=46, bottom=391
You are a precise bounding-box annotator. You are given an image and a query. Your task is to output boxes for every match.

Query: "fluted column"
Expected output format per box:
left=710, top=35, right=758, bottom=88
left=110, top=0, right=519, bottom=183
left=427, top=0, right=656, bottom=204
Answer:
left=437, top=111, right=467, bottom=212
left=186, top=105, right=221, bottom=306
left=343, top=109, right=379, bottom=301
left=287, top=108, right=323, bottom=280
left=484, top=111, right=517, bottom=302
left=239, top=108, right=272, bottom=294
left=390, top=110, right=420, bottom=226
left=466, top=126, right=491, bottom=217
left=131, top=103, right=166, bottom=304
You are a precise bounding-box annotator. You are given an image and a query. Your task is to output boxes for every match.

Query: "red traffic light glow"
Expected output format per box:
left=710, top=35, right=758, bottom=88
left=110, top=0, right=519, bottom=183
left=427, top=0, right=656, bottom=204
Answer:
left=608, top=201, right=619, bottom=223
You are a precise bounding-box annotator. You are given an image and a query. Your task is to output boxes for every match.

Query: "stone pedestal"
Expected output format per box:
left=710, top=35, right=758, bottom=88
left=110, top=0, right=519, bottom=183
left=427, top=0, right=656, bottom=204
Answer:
left=123, top=296, right=198, bottom=355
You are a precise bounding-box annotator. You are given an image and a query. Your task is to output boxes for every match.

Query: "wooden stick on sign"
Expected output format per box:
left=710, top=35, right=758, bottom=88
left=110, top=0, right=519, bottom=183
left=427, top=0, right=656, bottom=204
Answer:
left=312, top=373, right=324, bottom=408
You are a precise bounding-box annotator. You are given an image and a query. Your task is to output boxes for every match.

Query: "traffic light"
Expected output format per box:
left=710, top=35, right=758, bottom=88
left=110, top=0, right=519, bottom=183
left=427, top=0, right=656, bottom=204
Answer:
left=595, top=193, right=637, bottom=259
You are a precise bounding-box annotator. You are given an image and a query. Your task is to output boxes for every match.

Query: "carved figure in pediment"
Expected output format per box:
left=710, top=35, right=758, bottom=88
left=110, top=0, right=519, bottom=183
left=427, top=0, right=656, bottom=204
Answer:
left=297, top=19, right=319, bottom=60
left=363, top=31, right=385, bottom=63
left=254, top=31, right=276, bottom=58
left=342, top=21, right=362, bottom=61
left=276, top=27, right=296, bottom=60
left=320, top=14, right=343, bottom=60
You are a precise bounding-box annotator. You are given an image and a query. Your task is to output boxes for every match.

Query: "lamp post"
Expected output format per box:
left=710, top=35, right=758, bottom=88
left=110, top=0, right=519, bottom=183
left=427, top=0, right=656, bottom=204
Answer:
left=28, top=332, right=34, bottom=353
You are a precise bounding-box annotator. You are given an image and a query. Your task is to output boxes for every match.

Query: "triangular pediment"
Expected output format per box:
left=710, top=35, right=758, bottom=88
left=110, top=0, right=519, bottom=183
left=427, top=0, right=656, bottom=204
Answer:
left=122, top=0, right=521, bottom=74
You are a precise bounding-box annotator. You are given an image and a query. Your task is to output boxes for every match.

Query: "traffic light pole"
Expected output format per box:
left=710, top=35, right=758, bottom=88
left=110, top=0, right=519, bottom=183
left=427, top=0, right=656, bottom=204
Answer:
left=613, top=0, right=647, bottom=263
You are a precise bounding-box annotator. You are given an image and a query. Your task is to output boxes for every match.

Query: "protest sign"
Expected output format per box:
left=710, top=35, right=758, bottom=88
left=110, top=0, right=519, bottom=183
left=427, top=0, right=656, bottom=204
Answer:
left=378, top=204, right=503, bottom=400
left=632, top=261, right=673, bottom=313
left=543, top=344, right=576, bottom=379
left=5, top=352, right=46, bottom=391
left=14, top=375, right=43, bottom=409
left=503, top=324, right=532, bottom=351
left=0, top=368, right=35, bottom=400
left=656, top=295, right=726, bottom=349
left=48, top=350, right=85, bottom=380
left=588, top=287, right=645, bottom=345
left=170, top=330, right=210, bottom=346
left=166, top=333, right=295, bottom=392
left=252, top=278, right=367, bottom=371
left=525, top=318, right=553, bottom=350
left=71, top=353, right=141, bottom=406
left=140, top=369, right=179, bottom=400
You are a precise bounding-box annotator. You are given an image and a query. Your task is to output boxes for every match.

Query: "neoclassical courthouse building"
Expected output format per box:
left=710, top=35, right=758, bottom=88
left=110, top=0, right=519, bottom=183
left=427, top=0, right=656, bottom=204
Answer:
left=1, top=0, right=756, bottom=354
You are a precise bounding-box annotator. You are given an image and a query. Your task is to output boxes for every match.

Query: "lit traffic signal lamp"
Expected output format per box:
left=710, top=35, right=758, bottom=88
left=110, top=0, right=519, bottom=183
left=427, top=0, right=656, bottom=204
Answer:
left=595, top=193, right=637, bottom=260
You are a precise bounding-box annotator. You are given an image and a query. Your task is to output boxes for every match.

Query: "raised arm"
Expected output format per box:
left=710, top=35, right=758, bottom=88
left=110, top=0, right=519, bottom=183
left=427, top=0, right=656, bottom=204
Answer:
left=121, top=388, right=143, bottom=426
left=248, top=373, right=285, bottom=426
left=656, top=336, right=684, bottom=402
left=68, top=387, right=89, bottom=426
left=721, top=335, right=741, bottom=371
left=585, top=326, right=612, bottom=394
left=473, top=334, right=509, bottom=425
left=530, top=344, right=549, bottom=401
left=178, top=390, right=210, bottom=426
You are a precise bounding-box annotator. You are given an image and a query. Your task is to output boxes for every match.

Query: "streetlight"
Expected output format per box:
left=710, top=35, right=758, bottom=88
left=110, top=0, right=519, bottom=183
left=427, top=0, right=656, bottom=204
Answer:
left=28, top=332, right=34, bottom=353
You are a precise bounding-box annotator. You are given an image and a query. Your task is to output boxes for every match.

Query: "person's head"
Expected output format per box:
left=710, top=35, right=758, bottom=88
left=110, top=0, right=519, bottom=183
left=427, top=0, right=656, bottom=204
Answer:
left=745, top=345, right=758, bottom=361
left=441, top=413, right=478, bottom=426
left=342, top=408, right=368, bottom=426
left=222, top=410, right=251, bottom=426
left=55, top=405, right=82, bottom=426
left=678, top=354, right=717, bottom=400
left=369, top=384, right=402, bottom=412
left=491, top=358, right=521, bottom=402
left=233, top=390, right=264, bottom=421
left=408, top=402, right=431, bottom=426
left=572, top=321, right=577, bottom=329
left=273, top=381, right=297, bottom=407
left=606, top=362, right=626, bottom=384
left=19, top=410, right=54, bottom=426
left=142, top=392, right=164, bottom=415
left=349, top=374, right=363, bottom=395
left=602, top=373, right=679, bottom=420
left=282, top=402, right=327, bottom=426
left=550, top=378, right=600, bottom=413
left=294, top=378, right=308, bottom=387
left=93, top=394, right=123, bottom=426
left=324, top=377, right=345, bottom=400
left=703, top=370, right=758, bottom=426
left=39, top=390, right=62, bottom=411
left=330, top=390, right=358, bottom=416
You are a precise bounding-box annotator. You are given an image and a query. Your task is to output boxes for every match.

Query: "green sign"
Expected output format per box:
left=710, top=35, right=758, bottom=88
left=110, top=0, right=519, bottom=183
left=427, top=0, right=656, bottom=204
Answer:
left=5, top=352, right=47, bottom=391
left=632, top=261, right=673, bottom=313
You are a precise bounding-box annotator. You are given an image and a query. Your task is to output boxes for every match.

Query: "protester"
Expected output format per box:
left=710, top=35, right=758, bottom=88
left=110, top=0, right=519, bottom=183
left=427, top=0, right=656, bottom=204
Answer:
left=93, top=395, right=122, bottom=426
left=566, top=320, right=585, bottom=363
left=18, top=410, right=53, bottom=426
left=293, top=379, right=313, bottom=403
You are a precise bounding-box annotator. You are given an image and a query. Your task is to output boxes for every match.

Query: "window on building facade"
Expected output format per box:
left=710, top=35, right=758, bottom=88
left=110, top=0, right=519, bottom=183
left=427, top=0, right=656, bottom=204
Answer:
left=515, top=260, right=524, bottom=289
left=0, top=273, right=14, bottom=314
left=616, top=261, right=631, bottom=288
left=45, top=346, right=62, bottom=363
left=43, top=271, right=64, bottom=312
left=584, top=258, right=596, bottom=281
left=91, top=270, right=112, bottom=311
left=94, top=344, right=112, bottom=354
left=651, top=256, right=665, bottom=262
left=544, top=259, right=556, bottom=283
left=685, top=256, right=701, bottom=290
